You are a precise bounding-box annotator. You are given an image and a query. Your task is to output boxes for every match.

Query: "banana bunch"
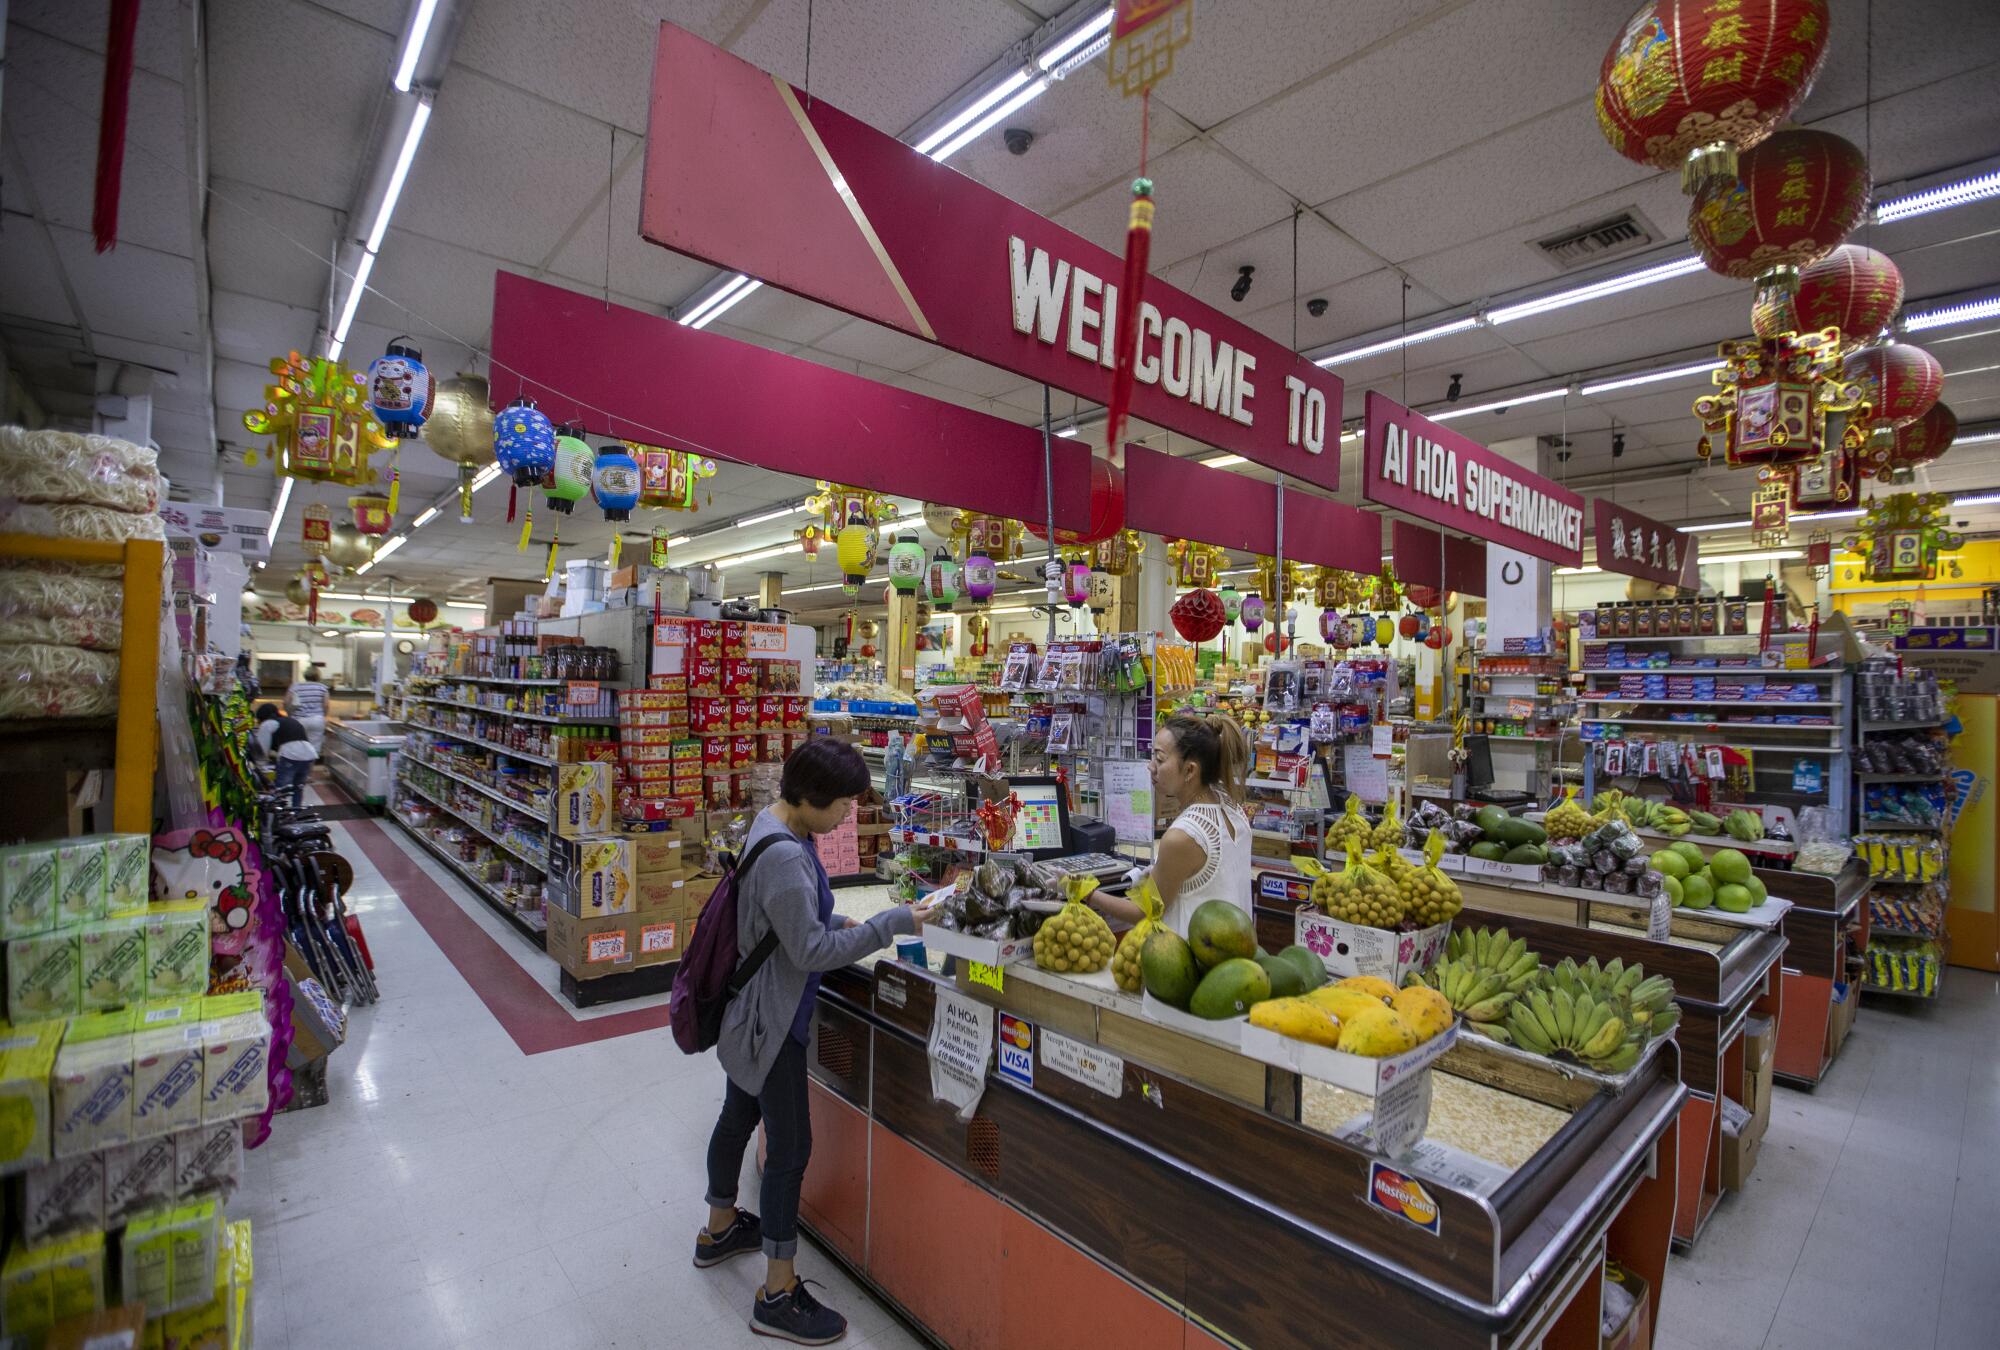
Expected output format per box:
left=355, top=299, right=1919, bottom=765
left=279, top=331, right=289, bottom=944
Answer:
left=1542, top=957, right=1681, bottom=1042
left=1421, top=927, right=1543, bottom=1043
left=1590, top=789, right=1627, bottom=816
left=1506, top=986, right=1637, bottom=1070
left=1651, top=804, right=1692, bottom=836
left=1723, top=809, right=1765, bottom=842
left=1687, top=809, right=1722, bottom=835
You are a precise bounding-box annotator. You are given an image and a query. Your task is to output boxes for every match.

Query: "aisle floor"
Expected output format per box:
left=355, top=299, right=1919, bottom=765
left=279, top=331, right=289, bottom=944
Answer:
left=244, top=794, right=1998, bottom=1349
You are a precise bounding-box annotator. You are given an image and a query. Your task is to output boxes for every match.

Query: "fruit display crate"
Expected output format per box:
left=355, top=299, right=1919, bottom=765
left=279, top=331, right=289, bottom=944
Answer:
left=1441, top=1022, right=1676, bottom=1110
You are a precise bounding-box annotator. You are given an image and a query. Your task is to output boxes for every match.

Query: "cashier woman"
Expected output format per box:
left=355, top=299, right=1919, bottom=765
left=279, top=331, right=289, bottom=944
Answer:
left=1089, top=712, right=1252, bottom=933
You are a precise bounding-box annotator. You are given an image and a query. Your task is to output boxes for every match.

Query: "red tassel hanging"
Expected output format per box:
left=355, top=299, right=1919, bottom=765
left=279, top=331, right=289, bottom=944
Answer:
left=507, top=482, right=518, bottom=523
left=92, top=0, right=144, bottom=253
left=308, top=581, right=319, bottom=625
left=1104, top=95, right=1155, bottom=463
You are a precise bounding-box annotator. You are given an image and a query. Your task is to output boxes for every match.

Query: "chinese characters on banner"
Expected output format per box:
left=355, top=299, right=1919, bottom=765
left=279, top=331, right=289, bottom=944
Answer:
left=1590, top=499, right=1699, bottom=589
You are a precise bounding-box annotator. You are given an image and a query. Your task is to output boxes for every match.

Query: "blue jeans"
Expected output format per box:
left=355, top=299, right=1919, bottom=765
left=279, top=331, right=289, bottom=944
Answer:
left=705, top=1037, right=811, bottom=1259
left=274, top=757, right=312, bottom=808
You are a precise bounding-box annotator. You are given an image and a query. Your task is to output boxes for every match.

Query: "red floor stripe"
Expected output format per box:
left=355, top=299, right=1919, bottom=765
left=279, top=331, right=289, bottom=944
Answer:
left=317, top=781, right=670, bottom=1055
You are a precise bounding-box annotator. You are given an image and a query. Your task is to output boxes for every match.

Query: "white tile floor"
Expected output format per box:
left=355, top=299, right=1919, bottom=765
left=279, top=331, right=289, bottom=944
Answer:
left=246, top=798, right=1998, bottom=1348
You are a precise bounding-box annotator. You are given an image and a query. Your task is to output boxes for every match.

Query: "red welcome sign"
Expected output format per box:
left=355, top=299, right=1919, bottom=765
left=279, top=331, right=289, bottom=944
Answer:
left=639, top=24, right=1343, bottom=491
left=1592, top=499, right=1699, bottom=589
left=1361, top=392, right=1585, bottom=568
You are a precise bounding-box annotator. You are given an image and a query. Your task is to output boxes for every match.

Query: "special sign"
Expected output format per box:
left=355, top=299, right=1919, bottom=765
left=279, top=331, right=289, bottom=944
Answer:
left=1362, top=392, right=1584, bottom=568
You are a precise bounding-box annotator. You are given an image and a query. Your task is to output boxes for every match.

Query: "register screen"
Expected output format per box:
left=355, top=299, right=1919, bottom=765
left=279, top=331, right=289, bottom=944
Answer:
left=1009, top=782, right=1065, bottom=853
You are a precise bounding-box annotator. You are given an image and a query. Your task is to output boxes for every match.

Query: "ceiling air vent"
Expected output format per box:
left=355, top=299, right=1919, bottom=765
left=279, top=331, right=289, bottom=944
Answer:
left=1531, top=210, right=1660, bottom=271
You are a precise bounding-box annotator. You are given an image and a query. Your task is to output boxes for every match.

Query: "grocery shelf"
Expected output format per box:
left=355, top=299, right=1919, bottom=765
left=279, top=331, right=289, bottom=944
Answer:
left=1582, top=665, right=1841, bottom=677
left=403, top=752, right=550, bottom=818
left=1858, top=719, right=1945, bottom=733
left=421, top=674, right=567, bottom=686
left=411, top=695, right=615, bottom=725
left=1860, top=975, right=1941, bottom=1000
left=1579, top=698, right=1841, bottom=709
left=399, top=771, right=549, bottom=871
left=1860, top=819, right=1943, bottom=832
left=1855, top=771, right=1946, bottom=782
left=1581, top=716, right=1838, bottom=731
left=406, top=722, right=558, bottom=766
left=1867, top=923, right=1944, bottom=941
left=1632, top=827, right=1796, bottom=857
left=391, top=813, right=548, bottom=946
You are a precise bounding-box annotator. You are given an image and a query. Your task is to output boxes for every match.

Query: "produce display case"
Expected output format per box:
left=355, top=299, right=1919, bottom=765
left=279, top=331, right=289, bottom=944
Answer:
left=322, top=717, right=406, bottom=808
left=1388, top=881, right=1783, bottom=1249
left=800, top=952, right=1684, bottom=1350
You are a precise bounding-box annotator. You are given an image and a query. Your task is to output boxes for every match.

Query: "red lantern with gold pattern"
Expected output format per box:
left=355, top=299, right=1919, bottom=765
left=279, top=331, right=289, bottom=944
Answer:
left=1596, top=0, right=1832, bottom=193
left=1843, top=342, right=1943, bottom=436
left=406, top=597, right=439, bottom=626
left=1024, top=458, right=1125, bottom=547
left=1170, top=588, right=1226, bottom=644
left=1753, top=244, right=1903, bottom=349
left=1689, top=129, right=1869, bottom=289
left=1875, top=401, right=1957, bottom=483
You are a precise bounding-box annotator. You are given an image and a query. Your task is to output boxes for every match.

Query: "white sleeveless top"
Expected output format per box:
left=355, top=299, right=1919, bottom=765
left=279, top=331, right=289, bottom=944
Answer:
left=1162, top=799, right=1253, bottom=936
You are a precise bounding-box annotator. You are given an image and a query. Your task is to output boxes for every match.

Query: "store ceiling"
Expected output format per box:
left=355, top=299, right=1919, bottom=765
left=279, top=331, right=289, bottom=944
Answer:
left=5, top=0, right=1999, bottom=605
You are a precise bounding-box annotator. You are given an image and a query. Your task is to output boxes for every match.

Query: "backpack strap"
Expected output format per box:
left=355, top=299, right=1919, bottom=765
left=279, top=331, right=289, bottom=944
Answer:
left=724, top=834, right=788, bottom=996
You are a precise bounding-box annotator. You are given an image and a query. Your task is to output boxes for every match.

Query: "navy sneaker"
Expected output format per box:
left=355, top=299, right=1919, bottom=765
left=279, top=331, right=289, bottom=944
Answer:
left=750, top=1278, right=847, bottom=1345
left=693, top=1209, right=762, bottom=1268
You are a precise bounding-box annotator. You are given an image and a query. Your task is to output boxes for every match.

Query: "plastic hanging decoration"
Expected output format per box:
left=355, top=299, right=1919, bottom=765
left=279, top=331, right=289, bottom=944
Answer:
left=631, top=442, right=716, bottom=511
left=243, top=350, right=396, bottom=486
left=591, top=442, right=642, bottom=522
left=545, top=426, right=593, bottom=513
left=348, top=495, right=392, bottom=535
left=1064, top=559, right=1090, bottom=609
left=1239, top=594, right=1265, bottom=632
left=494, top=397, right=556, bottom=488
left=1218, top=583, right=1242, bottom=624
left=365, top=339, right=435, bottom=438
left=887, top=531, right=925, bottom=592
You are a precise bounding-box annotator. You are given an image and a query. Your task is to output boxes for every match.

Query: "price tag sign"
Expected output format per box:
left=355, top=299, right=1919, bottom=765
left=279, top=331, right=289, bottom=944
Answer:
left=1647, top=892, right=1673, bottom=943
left=653, top=617, right=692, bottom=649
left=1372, top=723, right=1395, bottom=758
left=745, top=622, right=788, bottom=655
left=1368, top=1067, right=1433, bottom=1158
left=967, top=961, right=1005, bottom=993
left=566, top=681, right=600, bottom=707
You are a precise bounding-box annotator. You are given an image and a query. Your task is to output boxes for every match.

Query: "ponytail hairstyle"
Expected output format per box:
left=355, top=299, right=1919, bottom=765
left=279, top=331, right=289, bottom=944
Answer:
left=1161, top=712, right=1251, bottom=802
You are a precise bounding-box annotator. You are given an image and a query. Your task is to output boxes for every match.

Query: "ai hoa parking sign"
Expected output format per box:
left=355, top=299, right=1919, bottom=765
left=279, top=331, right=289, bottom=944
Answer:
left=1361, top=392, right=1585, bottom=568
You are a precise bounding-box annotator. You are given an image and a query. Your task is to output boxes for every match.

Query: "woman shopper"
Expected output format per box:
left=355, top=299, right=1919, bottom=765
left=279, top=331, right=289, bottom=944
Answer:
left=1088, top=711, right=1253, bottom=931
left=252, top=704, right=318, bottom=808
left=286, top=664, right=330, bottom=755
left=697, top=739, right=938, bottom=1345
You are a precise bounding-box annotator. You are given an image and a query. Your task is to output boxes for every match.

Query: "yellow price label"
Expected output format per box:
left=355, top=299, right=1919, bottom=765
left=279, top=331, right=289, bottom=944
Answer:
left=967, top=961, right=1005, bottom=993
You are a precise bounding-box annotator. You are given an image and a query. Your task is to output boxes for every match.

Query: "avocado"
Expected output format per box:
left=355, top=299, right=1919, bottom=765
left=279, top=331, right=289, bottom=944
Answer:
left=1502, top=843, right=1547, bottom=866
left=1469, top=841, right=1507, bottom=861
left=1189, top=957, right=1271, bottom=1019
left=1493, top=817, right=1547, bottom=848
left=1255, top=952, right=1307, bottom=999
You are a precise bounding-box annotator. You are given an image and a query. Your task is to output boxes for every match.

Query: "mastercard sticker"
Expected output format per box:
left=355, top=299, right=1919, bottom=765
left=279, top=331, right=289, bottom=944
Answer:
left=1366, top=1161, right=1442, bottom=1237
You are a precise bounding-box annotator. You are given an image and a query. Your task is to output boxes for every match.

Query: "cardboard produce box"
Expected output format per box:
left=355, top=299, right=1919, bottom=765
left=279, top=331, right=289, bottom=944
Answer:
left=1601, top=1260, right=1650, bottom=1350
left=545, top=902, right=689, bottom=979
left=630, top=832, right=683, bottom=877
left=1741, top=1013, right=1775, bottom=1136
left=545, top=836, right=635, bottom=918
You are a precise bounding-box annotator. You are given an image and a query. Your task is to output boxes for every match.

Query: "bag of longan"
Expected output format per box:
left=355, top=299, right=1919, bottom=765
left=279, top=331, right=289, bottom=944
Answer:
left=1111, top=874, right=1164, bottom=993
left=1033, top=874, right=1115, bottom=974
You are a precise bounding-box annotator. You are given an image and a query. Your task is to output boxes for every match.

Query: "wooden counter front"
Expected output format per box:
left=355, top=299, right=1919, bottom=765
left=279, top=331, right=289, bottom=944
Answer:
left=797, top=959, right=1684, bottom=1350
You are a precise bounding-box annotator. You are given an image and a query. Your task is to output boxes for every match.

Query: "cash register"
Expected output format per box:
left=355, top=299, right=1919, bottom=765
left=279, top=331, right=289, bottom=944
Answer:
left=1000, top=775, right=1134, bottom=883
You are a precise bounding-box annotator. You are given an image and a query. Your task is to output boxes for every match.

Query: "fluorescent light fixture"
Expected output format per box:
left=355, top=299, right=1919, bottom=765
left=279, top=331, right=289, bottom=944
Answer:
left=1700, top=548, right=1804, bottom=564
left=1951, top=490, right=2000, bottom=506
left=444, top=602, right=485, bottom=611
left=1488, top=255, right=1707, bottom=325
left=1875, top=167, right=2000, bottom=223
left=1036, top=7, right=1115, bottom=71
left=1904, top=292, right=2000, bottom=333
left=1055, top=427, right=1080, bottom=438
left=1201, top=453, right=1246, bottom=468
left=265, top=478, right=294, bottom=546
left=736, top=505, right=805, bottom=528
left=1043, top=31, right=1110, bottom=79
left=1580, top=359, right=1723, bottom=397
left=667, top=534, right=691, bottom=547
left=1956, top=430, right=2000, bottom=447
left=411, top=506, right=440, bottom=529
left=328, top=249, right=378, bottom=358
left=1797, top=508, right=1864, bottom=523
left=366, top=100, right=432, bottom=252
left=915, top=69, right=1035, bottom=156
left=684, top=276, right=763, bottom=330
left=1555, top=565, right=1603, bottom=576
left=1316, top=317, right=1479, bottom=369
left=471, top=464, right=502, bottom=490
left=708, top=542, right=802, bottom=570
left=987, top=605, right=1035, bottom=616
left=393, top=0, right=443, bottom=91
left=1430, top=386, right=1568, bottom=422
left=357, top=533, right=408, bottom=574
left=931, top=77, right=1048, bottom=162
left=322, top=629, right=341, bottom=637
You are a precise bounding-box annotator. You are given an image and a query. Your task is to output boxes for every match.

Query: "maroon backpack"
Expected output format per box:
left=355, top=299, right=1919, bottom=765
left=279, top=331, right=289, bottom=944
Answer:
left=670, top=835, right=784, bottom=1054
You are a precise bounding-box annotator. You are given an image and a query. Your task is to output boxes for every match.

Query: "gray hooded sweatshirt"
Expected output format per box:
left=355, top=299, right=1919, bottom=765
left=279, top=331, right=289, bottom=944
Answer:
left=716, top=808, right=916, bottom=1094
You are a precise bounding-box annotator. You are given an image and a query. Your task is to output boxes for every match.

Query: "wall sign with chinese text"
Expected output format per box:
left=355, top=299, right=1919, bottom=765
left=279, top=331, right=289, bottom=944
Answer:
left=1591, top=499, right=1697, bottom=589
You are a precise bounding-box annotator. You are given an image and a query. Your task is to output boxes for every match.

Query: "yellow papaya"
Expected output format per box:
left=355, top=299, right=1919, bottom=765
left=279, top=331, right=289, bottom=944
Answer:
left=1248, top=996, right=1343, bottom=1047
left=1334, top=975, right=1399, bottom=1002
left=1390, top=986, right=1454, bottom=1042
left=1335, top=1003, right=1421, bottom=1057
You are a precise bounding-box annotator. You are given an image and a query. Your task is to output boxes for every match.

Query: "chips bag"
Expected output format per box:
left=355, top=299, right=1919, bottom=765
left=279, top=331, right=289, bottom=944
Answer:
left=1111, top=875, right=1164, bottom=993
left=1032, top=875, right=1115, bottom=975
left=1324, top=795, right=1371, bottom=855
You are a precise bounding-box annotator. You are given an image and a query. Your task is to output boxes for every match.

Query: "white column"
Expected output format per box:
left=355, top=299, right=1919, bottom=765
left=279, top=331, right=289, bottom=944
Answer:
left=1482, top=435, right=1554, bottom=645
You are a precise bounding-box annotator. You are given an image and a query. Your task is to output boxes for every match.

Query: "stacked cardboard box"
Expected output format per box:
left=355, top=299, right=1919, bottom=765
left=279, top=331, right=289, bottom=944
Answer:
left=546, top=817, right=699, bottom=980
left=1721, top=1014, right=1776, bottom=1190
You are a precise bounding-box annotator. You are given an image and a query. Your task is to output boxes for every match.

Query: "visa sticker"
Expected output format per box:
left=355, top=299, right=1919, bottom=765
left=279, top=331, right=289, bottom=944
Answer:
left=996, top=1013, right=1034, bottom=1089
left=1366, top=1161, right=1442, bottom=1236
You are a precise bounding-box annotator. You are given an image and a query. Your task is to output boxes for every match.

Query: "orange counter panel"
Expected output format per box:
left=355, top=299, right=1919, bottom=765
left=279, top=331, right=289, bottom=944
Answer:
left=799, top=1083, right=870, bottom=1265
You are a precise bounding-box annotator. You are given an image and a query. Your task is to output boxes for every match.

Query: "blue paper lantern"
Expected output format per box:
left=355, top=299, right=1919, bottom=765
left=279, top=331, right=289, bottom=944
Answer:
left=494, top=397, right=556, bottom=488
left=592, top=441, right=641, bottom=522
left=365, top=340, right=435, bottom=438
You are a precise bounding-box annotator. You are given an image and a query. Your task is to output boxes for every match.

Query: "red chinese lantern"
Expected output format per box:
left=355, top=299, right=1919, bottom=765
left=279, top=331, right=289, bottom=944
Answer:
left=1689, top=129, right=1869, bottom=288
left=1263, top=630, right=1285, bottom=655
left=1404, top=585, right=1442, bottom=610
left=1843, top=343, right=1943, bottom=438
left=406, top=596, right=439, bottom=625
left=860, top=642, right=877, bottom=659
left=1025, top=458, right=1125, bottom=547
left=1595, top=0, right=1832, bottom=193
left=1875, top=401, right=1957, bottom=483
left=1170, top=589, right=1226, bottom=643
left=1752, top=244, right=1903, bottom=349
left=349, top=494, right=393, bottom=535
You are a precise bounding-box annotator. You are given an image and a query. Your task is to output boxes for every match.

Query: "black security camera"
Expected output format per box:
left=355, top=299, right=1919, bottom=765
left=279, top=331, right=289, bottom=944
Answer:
left=1446, top=373, right=1463, bottom=402
left=1003, top=127, right=1033, bottom=155
left=1231, top=265, right=1254, bottom=302
left=1306, top=298, right=1328, bottom=318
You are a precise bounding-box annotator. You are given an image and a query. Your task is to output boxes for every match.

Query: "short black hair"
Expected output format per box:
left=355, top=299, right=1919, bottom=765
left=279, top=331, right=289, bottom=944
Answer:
left=255, top=704, right=280, bottom=722
left=780, top=738, right=871, bottom=808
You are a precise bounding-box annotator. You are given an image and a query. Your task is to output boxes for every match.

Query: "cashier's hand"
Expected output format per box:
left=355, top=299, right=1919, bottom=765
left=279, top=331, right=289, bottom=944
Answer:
left=907, top=897, right=942, bottom=926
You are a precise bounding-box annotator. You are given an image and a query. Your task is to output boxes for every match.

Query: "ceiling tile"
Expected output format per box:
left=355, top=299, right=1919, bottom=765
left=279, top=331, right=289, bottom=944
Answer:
left=1056, top=137, right=1292, bottom=269
left=49, top=225, right=200, bottom=351
left=809, top=319, right=945, bottom=373
left=9, top=0, right=190, bottom=79
left=541, top=131, right=720, bottom=311
left=949, top=73, right=1199, bottom=217
left=904, top=350, right=1027, bottom=399
left=1798, top=0, right=2000, bottom=125
left=0, top=222, right=76, bottom=327
left=207, top=178, right=342, bottom=312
